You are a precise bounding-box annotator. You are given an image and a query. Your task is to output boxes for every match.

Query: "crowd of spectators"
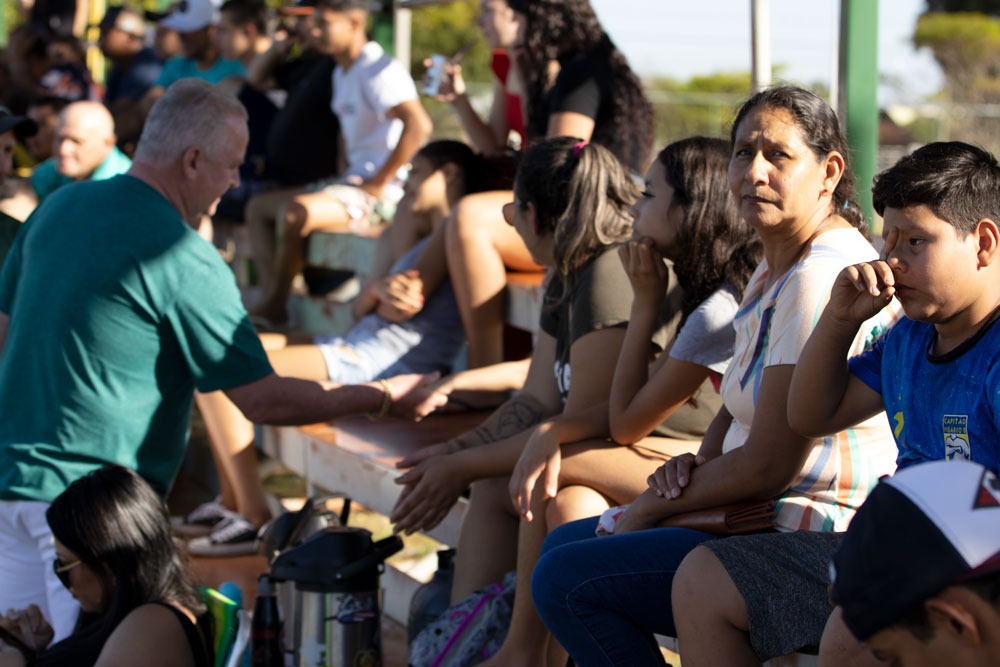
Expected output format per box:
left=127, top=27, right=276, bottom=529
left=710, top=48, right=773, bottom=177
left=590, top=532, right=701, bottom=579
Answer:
left=0, top=2, right=998, bottom=667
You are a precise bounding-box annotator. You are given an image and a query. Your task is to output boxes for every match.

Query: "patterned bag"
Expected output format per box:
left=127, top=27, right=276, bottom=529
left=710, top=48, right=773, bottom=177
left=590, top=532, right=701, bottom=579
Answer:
left=408, top=570, right=516, bottom=667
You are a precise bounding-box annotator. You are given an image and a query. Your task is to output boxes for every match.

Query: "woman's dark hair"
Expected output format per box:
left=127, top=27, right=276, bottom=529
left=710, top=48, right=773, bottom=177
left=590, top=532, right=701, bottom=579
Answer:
left=505, top=0, right=654, bottom=174
left=514, top=136, right=637, bottom=306
left=872, top=141, right=1000, bottom=236
left=730, top=85, right=867, bottom=234
left=416, top=139, right=489, bottom=197
left=657, top=137, right=763, bottom=318
left=40, top=466, right=203, bottom=665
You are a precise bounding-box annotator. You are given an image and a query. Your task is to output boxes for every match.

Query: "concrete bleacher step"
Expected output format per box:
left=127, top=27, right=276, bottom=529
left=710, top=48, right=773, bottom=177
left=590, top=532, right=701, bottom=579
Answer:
left=503, top=270, right=546, bottom=335
left=294, top=290, right=359, bottom=336
left=307, top=225, right=381, bottom=275
left=259, top=412, right=489, bottom=548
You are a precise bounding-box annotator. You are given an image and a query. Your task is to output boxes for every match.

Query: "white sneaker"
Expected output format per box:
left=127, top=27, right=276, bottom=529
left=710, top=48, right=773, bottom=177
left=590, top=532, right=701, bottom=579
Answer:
left=170, top=496, right=232, bottom=537
left=187, top=514, right=260, bottom=557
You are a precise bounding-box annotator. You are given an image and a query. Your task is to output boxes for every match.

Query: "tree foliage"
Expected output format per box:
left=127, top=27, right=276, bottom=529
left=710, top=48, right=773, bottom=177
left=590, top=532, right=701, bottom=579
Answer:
left=642, top=69, right=827, bottom=145
left=925, top=0, right=1000, bottom=14
left=408, top=0, right=491, bottom=82
left=643, top=72, right=751, bottom=143
left=913, top=11, right=1000, bottom=149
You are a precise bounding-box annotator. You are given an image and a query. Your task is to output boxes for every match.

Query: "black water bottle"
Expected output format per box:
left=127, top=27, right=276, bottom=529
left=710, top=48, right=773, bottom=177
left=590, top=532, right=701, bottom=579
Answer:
left=251, top=574, right=283, bottom=666
left=408, top=548, right=456, bottom=644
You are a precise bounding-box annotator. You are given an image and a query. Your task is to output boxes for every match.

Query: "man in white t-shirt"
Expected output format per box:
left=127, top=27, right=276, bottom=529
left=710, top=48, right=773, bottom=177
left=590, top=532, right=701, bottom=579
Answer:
left=248, top=0, right=432, bottom=325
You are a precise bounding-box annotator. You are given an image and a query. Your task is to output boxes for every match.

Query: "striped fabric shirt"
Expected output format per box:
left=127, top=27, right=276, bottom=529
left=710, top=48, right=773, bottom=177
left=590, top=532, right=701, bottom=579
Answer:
left=719, top=227, right=900, bottom=532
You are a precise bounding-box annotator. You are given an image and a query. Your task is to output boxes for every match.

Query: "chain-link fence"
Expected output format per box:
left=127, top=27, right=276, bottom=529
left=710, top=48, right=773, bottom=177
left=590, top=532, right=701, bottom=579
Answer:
left=431, top=83, right=1000, bottom=176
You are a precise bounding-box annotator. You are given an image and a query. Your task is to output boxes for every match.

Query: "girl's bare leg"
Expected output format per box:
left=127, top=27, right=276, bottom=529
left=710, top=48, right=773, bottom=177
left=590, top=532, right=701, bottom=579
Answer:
left=195, top=390, right=271, bottom=527
left=673, top=546, right=760, bottom=667
left=450, top=476, right=520, bottom=603
left=246, top=187, right=306, bottom=301
left=445, top=191, right=541, bottom=368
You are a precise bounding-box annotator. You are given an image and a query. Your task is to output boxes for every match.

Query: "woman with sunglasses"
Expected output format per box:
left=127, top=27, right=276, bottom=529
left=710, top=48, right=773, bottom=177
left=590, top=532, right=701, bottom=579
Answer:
left=0, top=466, right=211, bottom=666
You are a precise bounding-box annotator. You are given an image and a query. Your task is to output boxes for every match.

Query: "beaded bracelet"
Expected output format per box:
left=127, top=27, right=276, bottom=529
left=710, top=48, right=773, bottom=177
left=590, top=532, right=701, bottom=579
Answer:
left=368, top=378, right=393, bottom=420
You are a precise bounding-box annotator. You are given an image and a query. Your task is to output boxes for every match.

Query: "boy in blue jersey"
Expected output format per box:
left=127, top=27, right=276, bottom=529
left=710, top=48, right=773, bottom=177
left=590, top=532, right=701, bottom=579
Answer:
left=788, top=140, right=1000, bottom=472
left=670, top=141, right=1000, bottom=665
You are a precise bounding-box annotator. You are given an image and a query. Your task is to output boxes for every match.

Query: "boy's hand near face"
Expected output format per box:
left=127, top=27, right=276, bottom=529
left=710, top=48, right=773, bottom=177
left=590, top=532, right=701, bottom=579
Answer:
left=827, top=228, right=899, bottom=327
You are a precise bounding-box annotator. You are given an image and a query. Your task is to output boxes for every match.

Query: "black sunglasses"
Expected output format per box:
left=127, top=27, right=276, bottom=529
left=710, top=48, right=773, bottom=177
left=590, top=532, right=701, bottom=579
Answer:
left=53, top=557, right=82, bottom=589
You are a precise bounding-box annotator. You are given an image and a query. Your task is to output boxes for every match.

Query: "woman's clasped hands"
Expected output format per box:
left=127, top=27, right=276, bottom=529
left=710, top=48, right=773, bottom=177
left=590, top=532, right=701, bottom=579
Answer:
left=612, top=453, right=707, bottom=534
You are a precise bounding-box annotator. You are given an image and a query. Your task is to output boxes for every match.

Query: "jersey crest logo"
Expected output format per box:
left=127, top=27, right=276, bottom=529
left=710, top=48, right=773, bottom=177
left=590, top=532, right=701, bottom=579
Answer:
left=943, top=414, right=971, bottom=461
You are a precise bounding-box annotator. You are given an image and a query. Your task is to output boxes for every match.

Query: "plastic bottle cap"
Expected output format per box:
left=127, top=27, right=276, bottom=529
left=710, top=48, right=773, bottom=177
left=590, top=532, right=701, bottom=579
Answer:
left=257, top=573, right=275, bottom=596
left=218, top=581, right=244, bottom=606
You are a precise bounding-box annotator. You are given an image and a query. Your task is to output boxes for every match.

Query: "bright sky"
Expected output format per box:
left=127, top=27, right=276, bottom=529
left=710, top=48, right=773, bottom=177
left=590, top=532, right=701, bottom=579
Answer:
left=590, top=0, right=942, bottom=105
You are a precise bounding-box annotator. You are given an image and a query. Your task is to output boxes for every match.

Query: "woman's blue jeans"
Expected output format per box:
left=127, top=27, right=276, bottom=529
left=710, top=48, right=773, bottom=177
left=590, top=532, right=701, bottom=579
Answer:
left=531, top=517, right=718, bottom=667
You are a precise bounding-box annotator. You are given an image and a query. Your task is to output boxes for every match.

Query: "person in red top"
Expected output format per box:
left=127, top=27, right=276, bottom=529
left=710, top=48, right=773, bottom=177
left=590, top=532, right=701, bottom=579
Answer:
left=424, top=0, right=525, bottom=157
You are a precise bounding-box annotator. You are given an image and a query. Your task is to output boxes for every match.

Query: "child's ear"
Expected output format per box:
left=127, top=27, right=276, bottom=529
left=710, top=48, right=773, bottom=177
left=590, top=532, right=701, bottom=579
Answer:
left=925, top=595, right=982, bottom=647
left=974, top=218, right=1000, bottom=267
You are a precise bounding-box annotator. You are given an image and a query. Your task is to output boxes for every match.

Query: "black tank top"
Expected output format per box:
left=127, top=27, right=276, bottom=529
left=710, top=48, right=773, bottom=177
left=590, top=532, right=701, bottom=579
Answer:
left=150, top=602, right=213, bottom=667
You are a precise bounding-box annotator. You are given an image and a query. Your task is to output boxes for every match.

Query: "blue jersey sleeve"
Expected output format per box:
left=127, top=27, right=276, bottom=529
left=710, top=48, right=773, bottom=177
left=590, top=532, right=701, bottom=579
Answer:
left=848, top=327, right=888, bottom=394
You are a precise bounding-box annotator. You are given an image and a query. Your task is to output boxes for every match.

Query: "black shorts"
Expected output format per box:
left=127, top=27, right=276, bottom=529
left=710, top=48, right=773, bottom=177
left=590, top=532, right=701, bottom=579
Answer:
left=703, top=531, right=844, bottom=660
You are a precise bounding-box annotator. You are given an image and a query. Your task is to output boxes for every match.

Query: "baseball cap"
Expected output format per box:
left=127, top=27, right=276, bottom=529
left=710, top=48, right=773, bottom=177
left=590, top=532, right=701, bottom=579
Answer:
left=831, top=459, right=1000, bottom=641
left=160, top=0, right=221, bottom=33
left=0, top=107, right=38, bottom=139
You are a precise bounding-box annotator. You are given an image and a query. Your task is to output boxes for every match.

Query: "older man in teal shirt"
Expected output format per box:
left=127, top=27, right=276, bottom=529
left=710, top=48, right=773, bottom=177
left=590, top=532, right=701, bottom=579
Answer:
left=31, top=101, right=131, bottom=203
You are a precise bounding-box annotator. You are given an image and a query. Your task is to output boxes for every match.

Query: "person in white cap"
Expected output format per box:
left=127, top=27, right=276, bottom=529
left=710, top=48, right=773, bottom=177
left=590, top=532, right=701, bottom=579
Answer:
left=831, top=459, right=1000, bottom=667
left=138, top=0, right=245, bottom=117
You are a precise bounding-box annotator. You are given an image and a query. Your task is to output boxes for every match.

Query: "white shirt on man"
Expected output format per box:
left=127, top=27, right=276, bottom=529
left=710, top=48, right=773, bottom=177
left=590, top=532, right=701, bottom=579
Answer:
left=331, top=41, right=418, bottom=181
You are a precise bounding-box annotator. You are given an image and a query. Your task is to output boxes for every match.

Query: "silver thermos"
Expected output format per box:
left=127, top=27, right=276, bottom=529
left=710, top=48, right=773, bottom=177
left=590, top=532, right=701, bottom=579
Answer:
left=257, top=495, right=350, bottom=666
left=270, top=526, right=403, bottom=667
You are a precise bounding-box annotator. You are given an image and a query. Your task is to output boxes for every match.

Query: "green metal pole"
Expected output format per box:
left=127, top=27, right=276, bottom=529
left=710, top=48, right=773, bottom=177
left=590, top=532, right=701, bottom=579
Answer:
left=372, top=2, right=395, bottom=57
left=840, top=0, right=879, bottom=232
left=0, top=2, right=8, bottom=49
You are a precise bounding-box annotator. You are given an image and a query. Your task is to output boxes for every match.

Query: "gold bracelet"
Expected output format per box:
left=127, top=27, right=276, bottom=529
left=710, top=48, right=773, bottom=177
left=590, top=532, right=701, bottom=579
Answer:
left=368, top=379, right=393, bottom=420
